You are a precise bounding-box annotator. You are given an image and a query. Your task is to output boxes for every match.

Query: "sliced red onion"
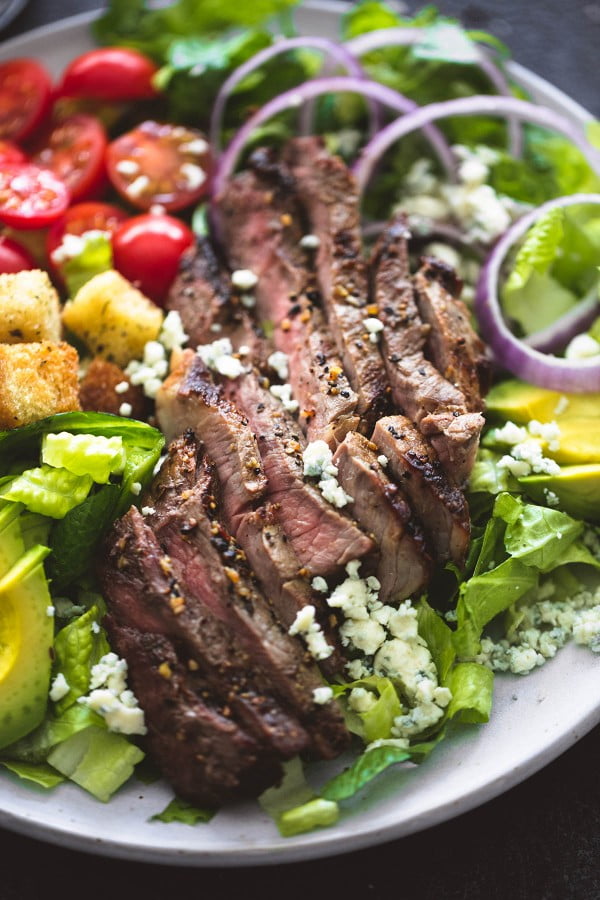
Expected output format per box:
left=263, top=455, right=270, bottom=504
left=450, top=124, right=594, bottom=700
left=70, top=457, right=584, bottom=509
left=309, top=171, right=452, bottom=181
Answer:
left=352, top=95, right=600, bottom=195
left=345, top=27, right=522, bottom=156
left=211, top=75, right=456, bottom=202
left=210, top=37, right=365, bottom=152
left=475, top=193, right=600, bottom=392
left=524, top=290, right=600, bottom=353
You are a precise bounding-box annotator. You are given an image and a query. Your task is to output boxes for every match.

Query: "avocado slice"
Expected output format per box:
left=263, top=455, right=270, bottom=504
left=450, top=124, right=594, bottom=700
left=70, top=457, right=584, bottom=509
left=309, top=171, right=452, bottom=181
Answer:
left=487, top=379, right=600, bottom=425
left=519, top=464, right=600, bottom=522
left=0, top=508, right=53, bottom=750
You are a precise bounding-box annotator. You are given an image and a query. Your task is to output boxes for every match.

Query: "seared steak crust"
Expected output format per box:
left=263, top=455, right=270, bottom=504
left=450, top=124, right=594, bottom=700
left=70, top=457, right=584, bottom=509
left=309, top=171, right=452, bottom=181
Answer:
left=166, top=236, right=232, bottom=346
left=332, top=431, right=431, bottom=602
left=284, top=137, right=388, bottom=428
left=371, top=220, right=484, bottom=487
left=372, top=416, right=471, bottom=567
left=413, top=257, right=491, bottom=411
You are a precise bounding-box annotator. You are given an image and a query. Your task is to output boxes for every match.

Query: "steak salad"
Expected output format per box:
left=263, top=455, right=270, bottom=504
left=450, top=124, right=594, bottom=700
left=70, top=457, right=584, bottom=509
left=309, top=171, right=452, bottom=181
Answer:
left=1, top=0, right=600, bottom=836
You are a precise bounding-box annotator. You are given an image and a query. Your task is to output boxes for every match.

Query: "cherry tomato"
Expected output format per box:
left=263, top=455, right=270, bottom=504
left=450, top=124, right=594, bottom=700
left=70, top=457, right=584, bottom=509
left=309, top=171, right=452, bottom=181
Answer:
left=0, top=141, right=27, bottom=165
left=46, top=201, right=128, bottom=279
left=0, top=58, right=52, bottom=142
left=29, top=114, right=108, bottom=203
left=0, top=164, right=70, bottom=229
left=106, top=120, right=211, bottom=212
left=57, top=48, right=159, bottom=101
left=112, top=213, right=194, bottom=303
left=0, top=235, right=36, bottom=273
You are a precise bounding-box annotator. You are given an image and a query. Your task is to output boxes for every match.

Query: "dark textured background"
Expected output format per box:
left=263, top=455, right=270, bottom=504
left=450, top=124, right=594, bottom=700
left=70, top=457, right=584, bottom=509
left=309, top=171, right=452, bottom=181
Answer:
left=2, top=2, right=600, bottom=897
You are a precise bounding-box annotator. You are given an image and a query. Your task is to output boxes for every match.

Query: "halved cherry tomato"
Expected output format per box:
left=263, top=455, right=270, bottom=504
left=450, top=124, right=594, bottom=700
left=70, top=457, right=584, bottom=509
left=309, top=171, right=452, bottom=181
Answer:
left=29, top=114, right=108, bottom=203
left=0, top=141, right=27, bottom=165
left=106, top=120, right=211, bottom=212
left=57, top=48, right=159, bottom=101
left=0, top=164, right=70, bottom=229
left=46, top=201, right=128, bottom=280
left=112, top=213, right=194, bottom=304
left=0, top=235, right=36, bottom=273
left=0, top=58, right=52, bottom=142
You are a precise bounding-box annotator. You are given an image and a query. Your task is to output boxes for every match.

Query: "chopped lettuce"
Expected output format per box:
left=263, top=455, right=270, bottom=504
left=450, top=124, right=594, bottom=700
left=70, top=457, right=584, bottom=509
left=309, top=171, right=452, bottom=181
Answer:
left=42, top=433, right=126, bottom=485
left=61, top=232, right=113, bottom=297
left=52, top=605, right=110, bottom=714
left=332, top=676, right=402, bottom=743
left=0, top=466, right=93, bottom=519
left=151, top=796, right=215, bottom=825
left=0, top=761, right=65, bottom=790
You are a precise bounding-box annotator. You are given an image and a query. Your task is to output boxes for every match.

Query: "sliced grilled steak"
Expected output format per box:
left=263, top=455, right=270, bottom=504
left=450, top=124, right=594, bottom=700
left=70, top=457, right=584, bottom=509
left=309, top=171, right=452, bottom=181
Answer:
left=371, top=219, right=484, bottom=487
left=156, top=350, right=267, bottom=532
left=413, top=257, right=490, bottom=411
left=236, top=505, right=346, bottom=678
left=102, top=624, right=282, bottom=806
left=217, top=153, right=359, bottom=446
left=146, top=432, right=349, bottom=759
left=372, top=415, right=470, bottom=567
left=166, top=236, right=232, bottom=346
left=284, top=137, right=388, bottom=427
left=224, top=371, right=374, bottom=575
left=332, top=431, right=432, bottom=602
left=100, top=505, right=309, bottom=759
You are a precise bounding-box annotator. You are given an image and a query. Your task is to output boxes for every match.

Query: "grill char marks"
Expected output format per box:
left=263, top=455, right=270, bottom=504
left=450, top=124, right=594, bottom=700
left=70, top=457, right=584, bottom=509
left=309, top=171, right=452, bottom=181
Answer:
left=371, top=219, right=484, bottom=488
left=102, top=625, right=279, bottom=806
left=332, top=431, right=431, bottom=602
left=99, top=506, right=308, bottom=764
left=166, top=236, right=232, bottom=346
left=216, top=150, right=359, bottom=447
left=145, top=432, right=349, bottom=760
left=283, top=137, right=388, bottom=429
left=156, top=350, right=267, bottom=533
left=223, top=371, right=374, bottom=575
left=413, top=256, right=491, bottom=411
left=372, top=415, right=471, bottom=567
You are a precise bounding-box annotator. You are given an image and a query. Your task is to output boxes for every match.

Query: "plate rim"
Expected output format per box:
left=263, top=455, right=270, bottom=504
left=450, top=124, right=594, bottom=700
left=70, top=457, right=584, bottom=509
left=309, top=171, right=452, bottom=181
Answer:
left=0, top=2, right=598, bottom=868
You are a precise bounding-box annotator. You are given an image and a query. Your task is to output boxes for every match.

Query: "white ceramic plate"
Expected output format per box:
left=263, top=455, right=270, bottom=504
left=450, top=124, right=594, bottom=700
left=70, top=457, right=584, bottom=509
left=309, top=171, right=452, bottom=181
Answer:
left=0, top=1, right=598, bottom=868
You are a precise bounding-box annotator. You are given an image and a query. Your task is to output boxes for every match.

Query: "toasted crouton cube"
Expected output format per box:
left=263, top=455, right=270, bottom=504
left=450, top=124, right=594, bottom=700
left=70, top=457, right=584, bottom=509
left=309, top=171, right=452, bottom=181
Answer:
left=62, top=270, right=163, bottom=367
left=0, top=270, right=61, bottom=343
left=0, top=341, right=81, bottom=429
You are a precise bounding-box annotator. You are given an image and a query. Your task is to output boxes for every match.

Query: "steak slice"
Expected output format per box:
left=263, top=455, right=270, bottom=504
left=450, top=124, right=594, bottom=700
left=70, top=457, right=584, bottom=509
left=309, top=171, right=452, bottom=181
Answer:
left=413, top=257, right=491, bottom=411
left=372, top=415, right=471, bottom=567
left=156, top=350, right=267, bottom=532
left=224, top=371, right=374, bottom=575
left=166, top=236, right=232, bottom=346
left=284, top=137, right=388, bottom=428
left=100, top=505, right=309, bottom=759
left=103, top=624, right=282, bottom=806
left=216, top=154, right=359, bottom=446
left=147, top=432, right=350, bottom=760
left=236, top=504, right=346, bottom=678
left=332, top=431, right=432, bottom=602
left=371, top=219, right=484, bottom=488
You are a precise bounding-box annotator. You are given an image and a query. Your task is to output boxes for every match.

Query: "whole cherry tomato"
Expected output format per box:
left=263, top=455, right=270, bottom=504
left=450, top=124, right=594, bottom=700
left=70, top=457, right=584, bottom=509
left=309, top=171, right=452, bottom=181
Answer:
left=112, top=213, right=194, bottom=303
left=0, top=235, right=36, bottom=273
left=57, top=48, right=159, bottom=101
left=0, top=58, right=52, bottom=142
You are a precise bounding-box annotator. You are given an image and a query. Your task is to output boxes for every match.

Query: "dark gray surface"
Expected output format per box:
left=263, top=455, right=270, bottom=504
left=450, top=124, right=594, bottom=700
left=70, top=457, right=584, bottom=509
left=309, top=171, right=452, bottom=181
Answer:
left=1, top=2, right=600, bottom=897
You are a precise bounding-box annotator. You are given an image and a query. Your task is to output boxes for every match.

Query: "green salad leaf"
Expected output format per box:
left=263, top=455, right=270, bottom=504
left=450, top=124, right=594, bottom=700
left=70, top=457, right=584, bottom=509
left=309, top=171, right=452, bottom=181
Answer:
left=0, top=761, right=65, bottom=790
left=61, top=233, right=113, bottom=297
left=151, top=796, right=215, bottom=825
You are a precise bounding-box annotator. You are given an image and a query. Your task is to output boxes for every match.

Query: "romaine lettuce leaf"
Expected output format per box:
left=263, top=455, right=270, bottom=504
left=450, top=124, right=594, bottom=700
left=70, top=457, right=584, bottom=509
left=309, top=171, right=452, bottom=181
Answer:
left=52, top=605, right=110, bottom=714
left=332, top=676, right=402, bottom=743
left=0, top=465, right=93, bottom=519
left=151, top=796, right=215, bottom=825
left=62, top=233, right=113, bottom=297
left=0, top=760, right=64, bottom=789
left=447, top=662, right=494, bottom=723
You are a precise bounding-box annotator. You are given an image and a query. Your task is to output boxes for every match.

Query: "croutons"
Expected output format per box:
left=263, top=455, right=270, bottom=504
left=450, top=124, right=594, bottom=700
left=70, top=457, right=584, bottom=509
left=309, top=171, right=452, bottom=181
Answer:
left=0, top=270, right=61, bottom=343
left=0, top=341, right=81, bottom=429
left=62, top=270, right=163, bottom=368
left=79, top=358, right=146, bottom=419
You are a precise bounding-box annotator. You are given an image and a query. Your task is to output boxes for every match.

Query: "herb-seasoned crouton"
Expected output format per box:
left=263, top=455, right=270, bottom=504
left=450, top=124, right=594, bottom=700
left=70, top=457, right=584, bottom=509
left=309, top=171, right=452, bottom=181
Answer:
left=0, top=270, right=61, bottom=343
left=0, top=341, right=81, bottom=429
left=79, top=358, right=146, bottom=419
left=62, top=270, right=163, bottom=367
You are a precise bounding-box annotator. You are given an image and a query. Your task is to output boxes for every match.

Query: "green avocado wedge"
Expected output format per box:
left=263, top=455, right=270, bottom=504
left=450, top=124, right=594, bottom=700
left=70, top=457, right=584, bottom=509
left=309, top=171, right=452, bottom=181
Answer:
left=486, top=379, right=600, bottom=425
left=519, top=464, right=600, bottom=522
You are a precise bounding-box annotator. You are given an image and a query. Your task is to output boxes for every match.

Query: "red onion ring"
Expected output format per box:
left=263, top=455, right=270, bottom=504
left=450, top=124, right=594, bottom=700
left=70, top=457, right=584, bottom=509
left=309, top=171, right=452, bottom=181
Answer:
left=345, top=27, right=522, bottom=157
left=210, top=37, right=366, bottom=152
left=475, top=193, right=600, bottom=391
left=352, top=95, right=600, bottom=193
left=211, top=75, right=456, bottom=202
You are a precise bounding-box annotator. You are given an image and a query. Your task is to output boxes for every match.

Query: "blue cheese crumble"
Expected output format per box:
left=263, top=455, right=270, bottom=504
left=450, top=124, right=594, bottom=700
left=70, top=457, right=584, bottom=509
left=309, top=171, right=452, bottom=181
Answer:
left=196, top=337, right=246, bottom=379
left=288, top=605, right=333, bottom=661
left=49, top=672, right=70, bottom=702
left=78, top=652, right=147, bottom=735
left=302, top=440, right=353, bottom=509
left=488, top=418, right=561, bottom=478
